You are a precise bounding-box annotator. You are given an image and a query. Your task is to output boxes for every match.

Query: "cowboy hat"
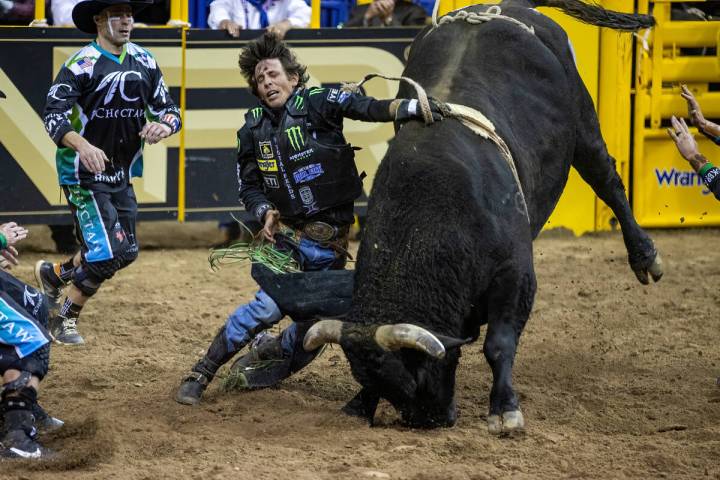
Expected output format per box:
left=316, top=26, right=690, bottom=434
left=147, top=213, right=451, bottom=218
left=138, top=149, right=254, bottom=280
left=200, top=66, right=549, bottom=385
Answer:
left=72, top=0, right=153, bottom=34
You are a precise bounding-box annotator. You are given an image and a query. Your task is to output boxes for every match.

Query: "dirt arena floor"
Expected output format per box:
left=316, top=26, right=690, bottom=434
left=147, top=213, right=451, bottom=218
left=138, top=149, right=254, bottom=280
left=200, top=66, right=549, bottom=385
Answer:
left=3, top=224, right=719, bottom=479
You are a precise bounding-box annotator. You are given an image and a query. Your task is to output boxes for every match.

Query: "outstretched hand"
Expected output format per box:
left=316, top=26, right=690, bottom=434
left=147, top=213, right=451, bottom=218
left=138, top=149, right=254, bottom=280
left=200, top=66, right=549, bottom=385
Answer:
left=680, top=85, right=706, bottom=130
left=395, top=98, right=445, bottom=123
left=667, top=115, right=699, bottom=161
left=0, top=222, right=28, bottom=247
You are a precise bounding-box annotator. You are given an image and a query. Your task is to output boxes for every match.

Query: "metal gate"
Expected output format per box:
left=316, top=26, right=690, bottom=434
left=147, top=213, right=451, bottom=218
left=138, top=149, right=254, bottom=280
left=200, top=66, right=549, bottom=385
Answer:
left=633, top=0, right=720, bottom=227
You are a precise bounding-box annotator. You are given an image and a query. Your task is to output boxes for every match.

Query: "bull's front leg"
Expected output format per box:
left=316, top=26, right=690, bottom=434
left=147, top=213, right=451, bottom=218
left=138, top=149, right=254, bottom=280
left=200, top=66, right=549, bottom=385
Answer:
left=342, top=387, right=380, bottom=425
left=483, top=258, right=536, bottom=435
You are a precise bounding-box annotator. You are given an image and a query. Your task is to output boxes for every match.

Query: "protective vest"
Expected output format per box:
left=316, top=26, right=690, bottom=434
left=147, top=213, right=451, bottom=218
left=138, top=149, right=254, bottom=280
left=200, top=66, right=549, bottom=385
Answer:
left=245, top=90, right=363, bottom=217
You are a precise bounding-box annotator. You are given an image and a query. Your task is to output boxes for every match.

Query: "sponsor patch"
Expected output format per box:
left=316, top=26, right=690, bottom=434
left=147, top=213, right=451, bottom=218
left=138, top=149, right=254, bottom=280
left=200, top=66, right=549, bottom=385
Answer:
left=293, top=163, right=324, bottom=184
left=326, top=88, right=339, bottom=103
left=288, top=148, right=314, bottom=162
left=338, top=91, right=351, bottom=104
left=285, top=126, right=305, bottom=152
left=299, top=186, right=314, bottom=205
left=655, top=168, right=712, bottom=195
left=263, top=175, right=280, bottom=189
left=257, top=159, right=278, bottom=172
left=259, top=141, right=274, bottom=159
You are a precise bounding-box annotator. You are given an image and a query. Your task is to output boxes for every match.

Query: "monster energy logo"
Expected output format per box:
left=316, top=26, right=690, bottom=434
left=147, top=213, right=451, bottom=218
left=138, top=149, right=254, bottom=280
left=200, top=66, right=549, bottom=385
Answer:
left=251, top=107, right=262, bottom=119
left=293, top=95, right=304, bottom=110
left=285, top=126, right=305, bottom=151
left=308, top=87, right=325, bottom=96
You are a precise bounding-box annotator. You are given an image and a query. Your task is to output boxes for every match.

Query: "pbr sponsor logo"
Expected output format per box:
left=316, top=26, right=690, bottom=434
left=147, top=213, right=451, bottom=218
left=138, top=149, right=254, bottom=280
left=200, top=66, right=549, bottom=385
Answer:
left=285, top=126, right=305, bottom=151
left=263, top=175, right=280, bottom=189
left=259, top=141, right=274, bottom=159
left=257, top=159, right=278, bottom=172
left=289, top=147, right=315, bottom=162
left=91, top=108, right=144, bottom=120
left=293, top=163, right=324, bottom=184
left=326, top=88, right=339, bottom=103
left=655, top=168, right=712, bottom=195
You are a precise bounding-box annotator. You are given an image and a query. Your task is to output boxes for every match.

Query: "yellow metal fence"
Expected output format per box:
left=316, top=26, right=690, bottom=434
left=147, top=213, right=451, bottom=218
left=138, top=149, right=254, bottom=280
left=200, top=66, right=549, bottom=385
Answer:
left=634, top=0, right=720, bottom=227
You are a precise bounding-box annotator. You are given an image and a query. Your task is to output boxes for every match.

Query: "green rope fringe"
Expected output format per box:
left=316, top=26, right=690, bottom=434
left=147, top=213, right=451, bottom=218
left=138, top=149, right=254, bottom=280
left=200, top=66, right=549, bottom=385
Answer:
left=208, top=219, right=300, bottom=274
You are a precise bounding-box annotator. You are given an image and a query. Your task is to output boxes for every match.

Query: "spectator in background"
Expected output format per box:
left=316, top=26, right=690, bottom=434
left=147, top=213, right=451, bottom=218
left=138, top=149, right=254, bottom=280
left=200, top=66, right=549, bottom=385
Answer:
left=208, top=0, right=310, bottom=39
left=666, top=85, right=720, bottom=200
left=344, top=0, right=426, bottom=27
left=0, top=0, right=34, bottom=24
left=52, top=0, right=169, bottom=26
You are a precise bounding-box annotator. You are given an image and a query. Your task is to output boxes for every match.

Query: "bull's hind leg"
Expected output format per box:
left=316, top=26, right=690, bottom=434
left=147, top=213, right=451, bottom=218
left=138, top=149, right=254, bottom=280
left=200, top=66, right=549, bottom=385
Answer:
left=572, top=91, right=663, bottom=284
left=483, top=258, right=537, bottom=435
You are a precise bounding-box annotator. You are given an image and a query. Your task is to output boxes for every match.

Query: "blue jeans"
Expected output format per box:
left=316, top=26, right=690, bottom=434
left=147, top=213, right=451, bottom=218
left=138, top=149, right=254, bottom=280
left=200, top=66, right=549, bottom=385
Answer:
left=224, top=237, right=339, bottom=355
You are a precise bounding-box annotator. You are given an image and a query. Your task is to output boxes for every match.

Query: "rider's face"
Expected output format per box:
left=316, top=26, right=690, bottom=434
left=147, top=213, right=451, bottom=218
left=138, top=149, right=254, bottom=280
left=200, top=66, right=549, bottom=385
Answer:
left=254, top=58, right=299, bottom=109
left=95, top=5, right=134, bottom=47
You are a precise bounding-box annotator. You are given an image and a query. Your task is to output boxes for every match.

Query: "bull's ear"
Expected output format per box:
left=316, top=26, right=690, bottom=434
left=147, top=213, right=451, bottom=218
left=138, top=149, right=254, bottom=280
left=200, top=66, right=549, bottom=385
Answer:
left=434, top=335, right=473, bottom=350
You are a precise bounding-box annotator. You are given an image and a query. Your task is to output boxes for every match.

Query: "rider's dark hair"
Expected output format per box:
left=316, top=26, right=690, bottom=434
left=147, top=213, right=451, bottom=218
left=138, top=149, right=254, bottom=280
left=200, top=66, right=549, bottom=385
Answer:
left=238, top=33, right=309, bottom=97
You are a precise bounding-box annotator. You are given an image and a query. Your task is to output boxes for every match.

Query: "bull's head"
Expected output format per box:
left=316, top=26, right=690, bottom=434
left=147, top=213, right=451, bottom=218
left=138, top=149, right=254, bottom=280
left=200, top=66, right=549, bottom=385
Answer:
left=304, top=320, right=466, bottom=428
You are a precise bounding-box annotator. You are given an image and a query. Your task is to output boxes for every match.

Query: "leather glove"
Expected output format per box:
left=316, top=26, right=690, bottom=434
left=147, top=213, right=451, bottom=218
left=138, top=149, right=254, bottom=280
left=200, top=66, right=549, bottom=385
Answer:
left=395, top=98, right=444, bottom=123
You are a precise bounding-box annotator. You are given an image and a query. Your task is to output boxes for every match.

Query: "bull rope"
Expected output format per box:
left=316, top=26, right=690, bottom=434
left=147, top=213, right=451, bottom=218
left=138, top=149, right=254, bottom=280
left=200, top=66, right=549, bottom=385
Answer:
left=429, top=4, right=535, bottom=36
left=341, top=74, right=530, bottom=223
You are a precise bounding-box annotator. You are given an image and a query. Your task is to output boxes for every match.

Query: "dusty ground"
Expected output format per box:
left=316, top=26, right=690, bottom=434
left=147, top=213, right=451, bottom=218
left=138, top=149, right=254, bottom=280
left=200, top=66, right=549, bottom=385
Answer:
left=2, top=224, right=720, bottom=479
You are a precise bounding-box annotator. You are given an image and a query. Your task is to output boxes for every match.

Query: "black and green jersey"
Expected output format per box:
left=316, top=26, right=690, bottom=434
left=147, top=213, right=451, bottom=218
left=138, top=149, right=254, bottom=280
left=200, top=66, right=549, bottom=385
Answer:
left=43, top=41, right=181, bottom=190
left=237, top=86, right=395, bottom=227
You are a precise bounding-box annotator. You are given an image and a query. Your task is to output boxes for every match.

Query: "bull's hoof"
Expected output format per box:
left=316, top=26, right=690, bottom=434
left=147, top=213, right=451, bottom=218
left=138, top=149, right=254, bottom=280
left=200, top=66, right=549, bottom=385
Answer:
left=632, top=251, right=663, bottom=285
left=487, top=410, right=525, bottom=436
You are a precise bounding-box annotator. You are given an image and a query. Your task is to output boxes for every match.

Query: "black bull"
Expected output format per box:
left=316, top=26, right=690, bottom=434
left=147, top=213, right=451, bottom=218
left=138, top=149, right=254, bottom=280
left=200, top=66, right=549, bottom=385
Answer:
left=266, top=0, right=662, bottom=432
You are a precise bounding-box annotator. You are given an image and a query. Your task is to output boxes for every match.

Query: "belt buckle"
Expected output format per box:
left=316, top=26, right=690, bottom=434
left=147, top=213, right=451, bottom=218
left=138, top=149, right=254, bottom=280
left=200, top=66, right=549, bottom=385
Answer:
left=303, top=222, right=337, bottom=242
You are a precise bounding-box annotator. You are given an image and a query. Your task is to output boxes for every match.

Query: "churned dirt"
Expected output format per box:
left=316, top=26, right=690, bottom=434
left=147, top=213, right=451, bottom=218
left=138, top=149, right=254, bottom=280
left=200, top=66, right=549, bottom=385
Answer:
left=3, top=223, right=719, bottom=479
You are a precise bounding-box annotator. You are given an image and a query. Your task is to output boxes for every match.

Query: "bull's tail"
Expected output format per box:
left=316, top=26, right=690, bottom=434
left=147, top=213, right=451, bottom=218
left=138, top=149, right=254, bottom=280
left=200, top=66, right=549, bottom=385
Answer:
left=532, top=0, right=654, bottom=31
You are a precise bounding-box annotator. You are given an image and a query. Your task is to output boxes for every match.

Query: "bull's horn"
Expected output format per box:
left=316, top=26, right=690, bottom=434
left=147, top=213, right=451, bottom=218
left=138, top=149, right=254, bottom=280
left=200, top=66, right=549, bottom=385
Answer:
left=375, top=324, right=446, bottom=359
left=303, top=319, right=344, bottom=351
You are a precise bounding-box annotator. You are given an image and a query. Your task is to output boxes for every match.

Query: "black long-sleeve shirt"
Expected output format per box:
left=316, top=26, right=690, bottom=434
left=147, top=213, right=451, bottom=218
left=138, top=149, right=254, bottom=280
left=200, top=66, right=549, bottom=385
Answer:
left=237, top=86, right=394, bottom=227
left=43, top=41, right=181, bottom=191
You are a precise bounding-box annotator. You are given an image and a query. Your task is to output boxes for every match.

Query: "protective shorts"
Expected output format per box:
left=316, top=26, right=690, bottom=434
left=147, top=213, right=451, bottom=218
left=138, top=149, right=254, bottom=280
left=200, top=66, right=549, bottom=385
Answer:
left=63, top=183, right=139, bottom=281
left=0, top=271, right=51, bottom=377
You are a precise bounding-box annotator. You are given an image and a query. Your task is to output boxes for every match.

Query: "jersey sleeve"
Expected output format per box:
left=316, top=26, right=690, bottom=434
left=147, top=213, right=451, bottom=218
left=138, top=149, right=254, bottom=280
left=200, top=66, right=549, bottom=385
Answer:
left=308, top=87, right=395, bottom=124
left=147, top=65, right=182, bottom=134
left=43, top=65, right=84, bottom=146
